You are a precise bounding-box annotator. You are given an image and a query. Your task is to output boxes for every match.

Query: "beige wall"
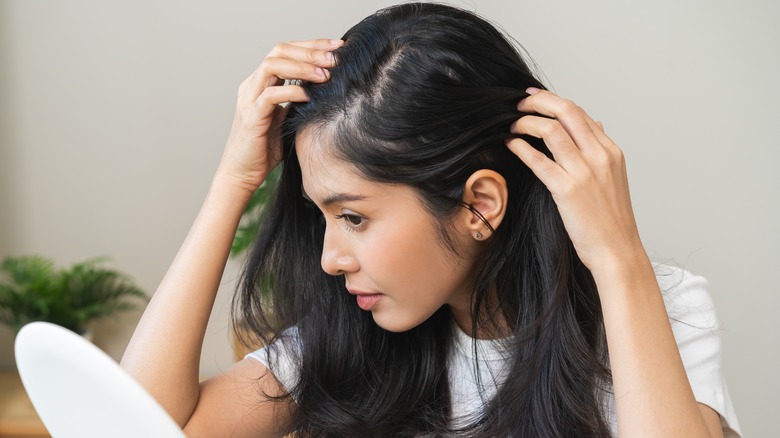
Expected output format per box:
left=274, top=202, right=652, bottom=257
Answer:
left=1, top=0, right=777, bottom=435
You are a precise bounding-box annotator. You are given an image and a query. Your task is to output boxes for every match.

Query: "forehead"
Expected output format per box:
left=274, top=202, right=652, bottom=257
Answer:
left=294, top=127, right=422, bottom=209
left=295, top=127, right=358, bottom=191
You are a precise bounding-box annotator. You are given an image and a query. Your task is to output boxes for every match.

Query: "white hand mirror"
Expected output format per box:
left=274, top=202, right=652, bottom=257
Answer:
left=15, top=322, right=186, bottom=438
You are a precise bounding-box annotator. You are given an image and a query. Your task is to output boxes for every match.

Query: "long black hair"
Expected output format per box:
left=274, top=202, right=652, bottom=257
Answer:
left=235, top=3, right=612, bottom=436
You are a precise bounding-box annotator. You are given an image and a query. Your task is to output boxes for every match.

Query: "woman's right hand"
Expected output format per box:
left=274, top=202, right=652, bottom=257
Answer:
left=216, top=38, right=343, bottom=193
left=122, top=40, right=341, bottom=431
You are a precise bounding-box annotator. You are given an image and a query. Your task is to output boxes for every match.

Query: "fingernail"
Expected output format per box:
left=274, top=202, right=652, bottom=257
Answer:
left=326, top=52, right=335, bottom=63
left=316, top=67, right=326, bottom=78
left=330, top=39, right=344, bottom=45
left=526, top=87, right=541, bottom=95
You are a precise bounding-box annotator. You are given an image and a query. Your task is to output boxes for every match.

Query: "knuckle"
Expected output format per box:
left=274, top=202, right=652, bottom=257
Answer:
left=254, top=91, right=271, bottom=108
left=259, top=57, right=274, bottom=71
left=559, top=179, right=577, bottom=196
left=238, top=74, right=256, bottom=91
left=541, top=120, right=562, bottom=137
left=530, top=150, right=549, bottom=167
left=306, top=48, right=318, bottom=63
left=515, top=118, right=530, bottom=133
left=257, top=87, right=285, bottom=107
left=612, top=146, right=625, bottom=163
left=558, top=99, right=580, bottom=116
left=254, top=93, right=271, bottom=111
left=602, top=143, right=625, bottom=167
left=256, top=61, right=276, bottom=80
left=237, top=80, right=248, bottom=96
left=592, top=150, right=612, bottom=168
left=267, top=43, right=285, bottom=58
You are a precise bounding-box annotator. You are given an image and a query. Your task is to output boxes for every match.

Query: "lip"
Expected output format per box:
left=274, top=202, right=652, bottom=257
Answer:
left=347, top=288, right=383, bottom=311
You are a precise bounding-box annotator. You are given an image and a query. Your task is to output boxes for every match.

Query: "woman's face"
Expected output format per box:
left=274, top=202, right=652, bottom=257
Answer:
left=296, top=128, right=479, bottom=332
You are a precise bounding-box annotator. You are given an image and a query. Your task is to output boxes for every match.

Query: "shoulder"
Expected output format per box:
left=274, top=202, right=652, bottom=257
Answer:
left=653, top=263, right=719, bottom=329
left=652, top=263, right=722, bottom=386
left=244, top=327, right=302, bottom=399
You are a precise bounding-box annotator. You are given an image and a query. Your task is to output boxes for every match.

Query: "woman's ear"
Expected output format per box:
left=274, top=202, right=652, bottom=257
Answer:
left=461, top=169, right=508, bottom=240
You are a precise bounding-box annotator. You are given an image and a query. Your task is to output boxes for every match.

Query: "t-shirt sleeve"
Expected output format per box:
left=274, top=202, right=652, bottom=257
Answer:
left=244, top=327, right=301, bottom=401
left=656, top=264, right=742, bottom=437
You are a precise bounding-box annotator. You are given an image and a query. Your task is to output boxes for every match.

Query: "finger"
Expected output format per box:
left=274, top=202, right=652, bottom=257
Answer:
left=506, top=137, right=567, bottom=192
left=556, top=105, right=615, bottom=156
left=266, top=42, right=338, bottom=68
left=511, top=115, right=588, bottom=174
left=585, top=117, right=610, bottom=146
left=255, top=85, right=309, bottom=120
left=261, top=57, right=330, bottom=82
left=517, top=89, right=603, bottom=155
left=583, top=117, right=625, bottom=167
left=239, top=57, right=329, bottom=104
left=285, top=38, right=344, bottom=50
left=238, top=39, right=341, bottom=104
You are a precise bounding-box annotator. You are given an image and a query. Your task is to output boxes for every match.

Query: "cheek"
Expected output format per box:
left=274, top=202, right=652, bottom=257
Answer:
left=362, top=221, right=462, bottom=293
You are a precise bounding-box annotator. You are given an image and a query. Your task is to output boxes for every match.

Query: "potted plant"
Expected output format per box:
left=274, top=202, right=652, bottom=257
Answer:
left=0, top=255, right=148, bottom=335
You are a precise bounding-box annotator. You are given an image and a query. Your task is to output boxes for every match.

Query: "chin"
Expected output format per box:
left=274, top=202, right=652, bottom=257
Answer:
left=371, top=311, right=427, bottom=333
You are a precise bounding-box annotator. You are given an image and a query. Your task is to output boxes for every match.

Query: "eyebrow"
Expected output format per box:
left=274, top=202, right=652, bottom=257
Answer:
left=322, top=193, right=368, bottom=207
left=302, top=189, right=368, bottom=207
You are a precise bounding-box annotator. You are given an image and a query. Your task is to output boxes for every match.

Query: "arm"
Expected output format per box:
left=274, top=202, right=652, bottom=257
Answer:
left=593, top=256, right=724, bottom=438
left=508, top=88, right=723, bottom=437
left=119, top=38, right=342, bottom=432
left=119, top=175, right=253, bottom=424
left=182, top=358, right=295, bottom=437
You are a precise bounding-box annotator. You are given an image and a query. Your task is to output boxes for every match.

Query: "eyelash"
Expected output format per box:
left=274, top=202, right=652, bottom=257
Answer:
left=303, top=196, right=367, bottom=233
left=334, top=213, right=367, bottom=232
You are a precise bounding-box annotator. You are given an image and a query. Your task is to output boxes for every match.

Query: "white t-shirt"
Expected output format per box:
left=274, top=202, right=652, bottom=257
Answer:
left=246, top=264, right=742, bottom=436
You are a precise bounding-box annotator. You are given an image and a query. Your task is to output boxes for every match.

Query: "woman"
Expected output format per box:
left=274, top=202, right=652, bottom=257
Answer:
left=121, top=3, right=741, bottom=437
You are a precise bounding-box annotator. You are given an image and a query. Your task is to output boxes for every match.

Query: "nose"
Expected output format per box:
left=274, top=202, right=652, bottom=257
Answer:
left=320, top=226, right=359, bottom=276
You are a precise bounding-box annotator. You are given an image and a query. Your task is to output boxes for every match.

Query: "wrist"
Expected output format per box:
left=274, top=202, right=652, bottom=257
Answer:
left=212, top=168, right=265, bottom=199
left=587, top=245, right=654, bottom=288
left=209, top=171, right=260, bottom=208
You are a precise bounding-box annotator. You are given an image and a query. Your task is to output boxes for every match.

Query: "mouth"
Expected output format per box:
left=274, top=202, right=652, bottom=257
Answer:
left=347, top=288, right=384, bottom=311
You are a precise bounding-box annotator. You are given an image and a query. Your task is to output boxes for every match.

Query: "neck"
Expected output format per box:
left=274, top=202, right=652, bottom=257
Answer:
left=448, top=301, right=510, bottom=340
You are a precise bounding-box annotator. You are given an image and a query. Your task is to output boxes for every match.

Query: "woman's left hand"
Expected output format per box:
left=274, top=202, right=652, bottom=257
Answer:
left=507, top=88, right=645, bottom=274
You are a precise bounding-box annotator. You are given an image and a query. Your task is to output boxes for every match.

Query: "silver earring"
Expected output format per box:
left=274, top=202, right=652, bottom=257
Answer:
left=476, top=231, right=483, bottom=240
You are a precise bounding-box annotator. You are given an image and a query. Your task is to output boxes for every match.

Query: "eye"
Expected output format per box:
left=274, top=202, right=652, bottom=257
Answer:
left=335, top=213, right=366, bottom=230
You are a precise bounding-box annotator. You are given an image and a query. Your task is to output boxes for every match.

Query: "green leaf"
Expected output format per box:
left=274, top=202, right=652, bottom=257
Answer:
left=0, top=255, right=149, bottom=333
